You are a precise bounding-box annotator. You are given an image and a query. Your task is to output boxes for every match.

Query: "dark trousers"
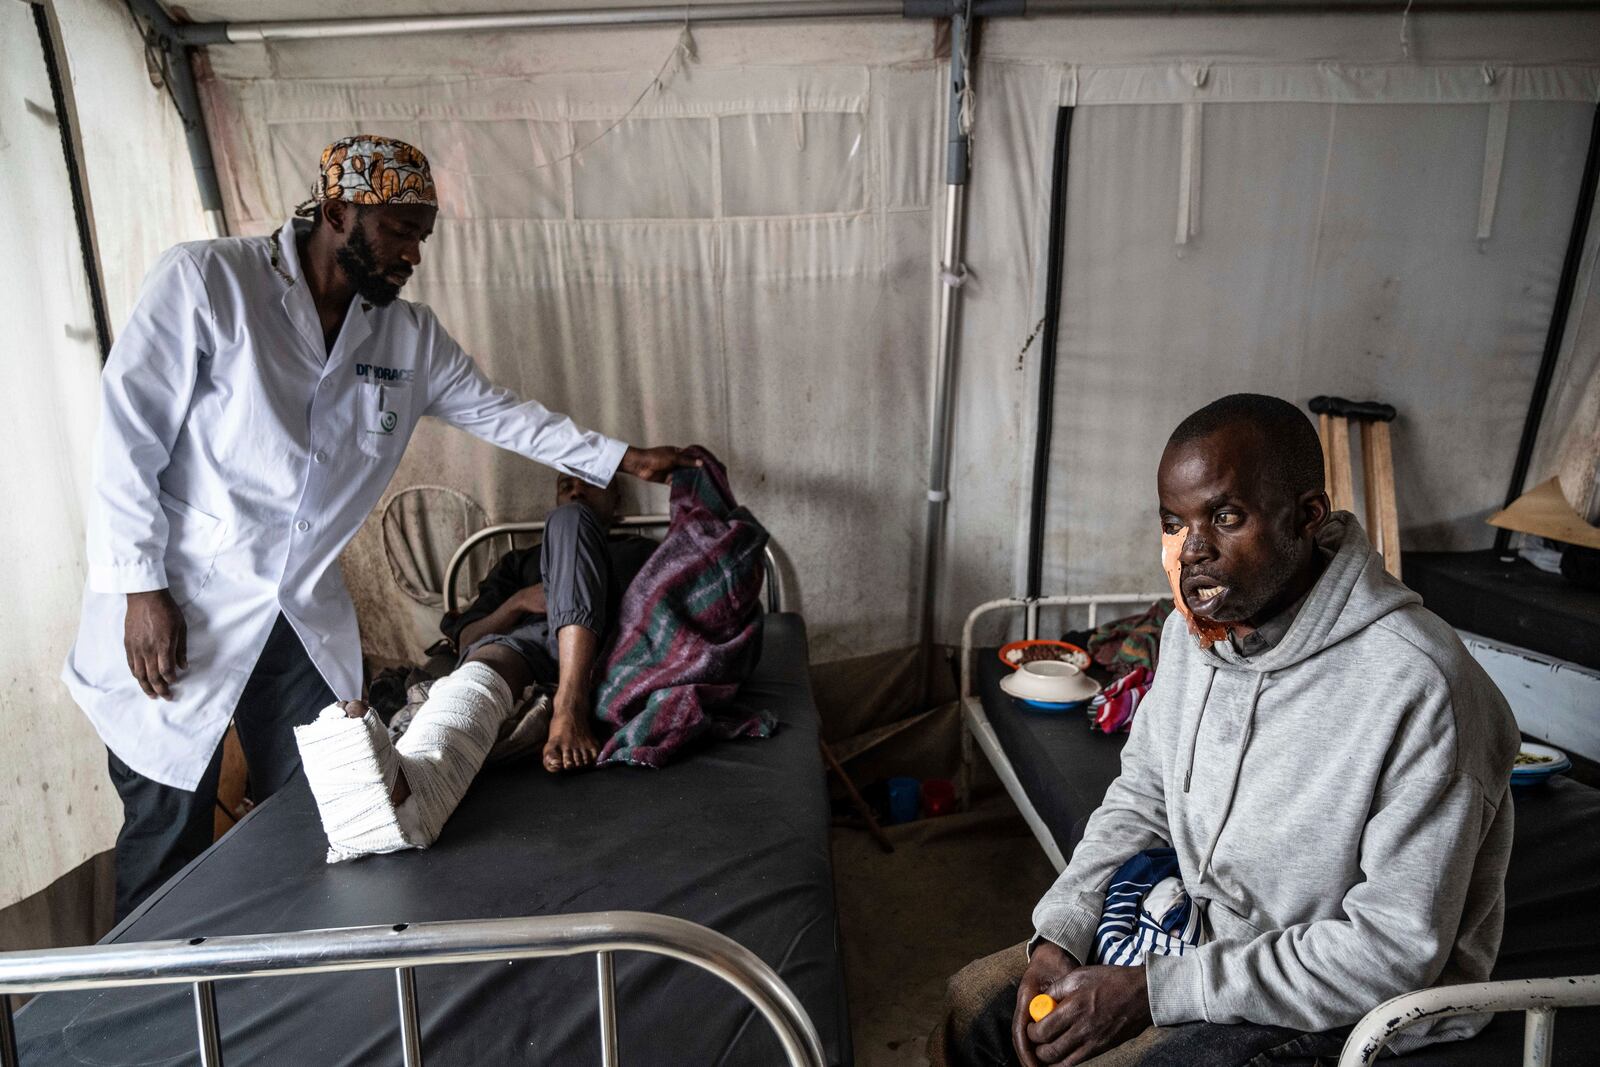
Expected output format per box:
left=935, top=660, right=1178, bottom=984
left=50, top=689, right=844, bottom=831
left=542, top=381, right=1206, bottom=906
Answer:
left=936, top=944, right=1350, bottom=1067
left=463, top=502, right=617, bottom=681
left=107, top=614, right=333, bottom=922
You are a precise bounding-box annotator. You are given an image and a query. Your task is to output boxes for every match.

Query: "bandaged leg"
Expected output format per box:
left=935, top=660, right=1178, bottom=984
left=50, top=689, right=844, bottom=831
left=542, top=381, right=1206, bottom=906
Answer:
left=294, top=661, right=515, bottom=862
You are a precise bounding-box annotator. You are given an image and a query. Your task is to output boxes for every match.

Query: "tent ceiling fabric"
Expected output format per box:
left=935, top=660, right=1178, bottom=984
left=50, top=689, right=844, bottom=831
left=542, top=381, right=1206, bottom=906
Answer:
left=198, top=21, right=943, bottom=664
left=936, top=13, right=1600, bottom=643
left=187, top=11, right=1600, bottom=661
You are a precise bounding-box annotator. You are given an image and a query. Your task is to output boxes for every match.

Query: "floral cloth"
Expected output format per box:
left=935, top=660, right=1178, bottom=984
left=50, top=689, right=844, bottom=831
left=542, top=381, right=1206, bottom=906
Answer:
left=1083, top=600, right=1170, bottom=677
left=295, top=134, right=438, bottom=217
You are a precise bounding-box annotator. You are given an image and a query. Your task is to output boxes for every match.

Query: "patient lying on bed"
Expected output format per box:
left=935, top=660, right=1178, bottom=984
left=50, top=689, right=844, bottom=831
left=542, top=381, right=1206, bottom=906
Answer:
left=294, top=473, right=656, bottom=862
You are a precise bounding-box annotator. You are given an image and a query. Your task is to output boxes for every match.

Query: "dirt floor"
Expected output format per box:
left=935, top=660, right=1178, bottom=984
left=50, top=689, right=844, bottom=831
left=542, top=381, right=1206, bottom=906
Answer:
left=830, top=791, right=1059, bottom=1067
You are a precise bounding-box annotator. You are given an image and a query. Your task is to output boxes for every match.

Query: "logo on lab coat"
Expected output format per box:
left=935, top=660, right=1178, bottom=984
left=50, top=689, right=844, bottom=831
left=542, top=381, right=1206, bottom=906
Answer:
left=355, top=362, right=415, bottom=384
left=378, top=411, right=398, bottom=434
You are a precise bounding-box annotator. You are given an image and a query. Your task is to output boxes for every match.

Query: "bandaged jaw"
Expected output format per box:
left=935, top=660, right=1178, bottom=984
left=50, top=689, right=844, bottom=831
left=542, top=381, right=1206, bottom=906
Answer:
left=294, top=660, right=515, bottom=863
left=1161, top=527, right=1232, bottom=650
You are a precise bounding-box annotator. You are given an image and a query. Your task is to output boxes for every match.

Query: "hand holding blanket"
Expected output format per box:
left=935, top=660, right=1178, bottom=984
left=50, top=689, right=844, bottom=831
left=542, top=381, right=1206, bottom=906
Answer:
left=594, top=448, right=776, bottom=767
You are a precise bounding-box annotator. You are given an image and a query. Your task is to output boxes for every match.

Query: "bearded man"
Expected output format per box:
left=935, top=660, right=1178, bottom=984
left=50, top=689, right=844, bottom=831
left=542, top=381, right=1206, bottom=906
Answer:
left=63, top=134, right=692, bottom=919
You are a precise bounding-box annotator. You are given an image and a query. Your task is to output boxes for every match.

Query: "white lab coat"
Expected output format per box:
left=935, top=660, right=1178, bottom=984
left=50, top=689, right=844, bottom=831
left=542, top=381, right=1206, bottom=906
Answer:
left=63, top=219, right=626, bottom=789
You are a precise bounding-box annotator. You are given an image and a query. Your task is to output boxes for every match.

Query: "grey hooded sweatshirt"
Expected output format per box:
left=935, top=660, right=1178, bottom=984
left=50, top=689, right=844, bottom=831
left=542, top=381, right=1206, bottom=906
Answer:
left=1032, top=514, right=1519, bottom=1051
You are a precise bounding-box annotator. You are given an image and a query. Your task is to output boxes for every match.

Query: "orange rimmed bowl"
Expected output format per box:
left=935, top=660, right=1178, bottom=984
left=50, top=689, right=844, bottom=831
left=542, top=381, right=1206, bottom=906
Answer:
left=998, top=639, right=1091, bottom=673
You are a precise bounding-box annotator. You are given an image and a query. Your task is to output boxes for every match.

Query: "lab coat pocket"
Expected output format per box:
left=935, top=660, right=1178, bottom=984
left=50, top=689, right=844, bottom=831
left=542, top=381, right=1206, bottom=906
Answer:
left=356, top=382, right=402, bottom=459
left=159, top=490, right=226, bottom=606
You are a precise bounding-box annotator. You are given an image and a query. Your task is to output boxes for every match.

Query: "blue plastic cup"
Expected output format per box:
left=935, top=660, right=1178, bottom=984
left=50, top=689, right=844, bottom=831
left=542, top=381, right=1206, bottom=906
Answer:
left=887, top=776, right=921, bottom=824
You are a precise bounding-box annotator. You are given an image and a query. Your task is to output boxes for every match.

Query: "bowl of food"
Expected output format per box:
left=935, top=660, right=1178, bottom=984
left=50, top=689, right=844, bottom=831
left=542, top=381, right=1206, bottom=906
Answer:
left=1510, top=742, right=1570, bottom=787
left=999, top=659, right=1102, bottom=711
left=998, top=640, right=1091, bottom=673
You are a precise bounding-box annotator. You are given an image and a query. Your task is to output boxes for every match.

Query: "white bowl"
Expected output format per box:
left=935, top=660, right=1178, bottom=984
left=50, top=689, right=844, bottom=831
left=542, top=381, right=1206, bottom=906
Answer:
left=999, top=660, right=1101, bottom=705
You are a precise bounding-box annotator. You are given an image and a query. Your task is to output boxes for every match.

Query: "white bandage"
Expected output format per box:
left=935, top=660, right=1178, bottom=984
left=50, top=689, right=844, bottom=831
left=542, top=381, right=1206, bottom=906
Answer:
left=295, top=661, right=515, bottom=863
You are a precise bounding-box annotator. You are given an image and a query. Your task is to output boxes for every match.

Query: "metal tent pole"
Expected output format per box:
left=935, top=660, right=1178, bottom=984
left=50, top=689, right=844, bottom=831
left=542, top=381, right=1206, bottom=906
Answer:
left=916, top=4, right=975, bottom=681
left=1022, top=106, right=1074, bottom=639
left=33, top=3, right=112, bottom=360
left=126, top=0, right=227, bottom=237
left=172, top=2, right=903, bottom=45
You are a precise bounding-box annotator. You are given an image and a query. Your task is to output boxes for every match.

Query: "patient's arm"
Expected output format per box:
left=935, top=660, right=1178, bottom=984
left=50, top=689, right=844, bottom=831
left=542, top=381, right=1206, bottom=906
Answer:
left=1031, top=625, right=1181, bottom=966
left=457, top=583, right=546, bottom=648
left=444, top=548, right=539, bottom=647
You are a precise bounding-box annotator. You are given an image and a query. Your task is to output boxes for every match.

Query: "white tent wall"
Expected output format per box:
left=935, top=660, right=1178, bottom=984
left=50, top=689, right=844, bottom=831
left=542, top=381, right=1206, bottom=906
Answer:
left=13, top=3, right=1600, bottom=939
left=195, top=20, right=947, bottom=712
left=0, top=0, right=209, bottom=938
left=54, top=0, right=215, bottom=327
left=942, top=11, right=1600, bottom=645
left=1530, top=169, right=1600, bottom=522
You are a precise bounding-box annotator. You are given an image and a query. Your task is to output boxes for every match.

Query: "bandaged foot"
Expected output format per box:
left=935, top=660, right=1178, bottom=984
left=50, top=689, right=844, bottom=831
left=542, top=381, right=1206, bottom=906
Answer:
left=294, top=661, right=515, bottom=862
left=1162, top=527, right=1232, bottom=650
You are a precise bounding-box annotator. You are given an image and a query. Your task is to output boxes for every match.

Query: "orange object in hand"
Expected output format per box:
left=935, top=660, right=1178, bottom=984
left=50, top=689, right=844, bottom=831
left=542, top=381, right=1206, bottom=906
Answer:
left=1028, top=993, right=1056, bottom=1023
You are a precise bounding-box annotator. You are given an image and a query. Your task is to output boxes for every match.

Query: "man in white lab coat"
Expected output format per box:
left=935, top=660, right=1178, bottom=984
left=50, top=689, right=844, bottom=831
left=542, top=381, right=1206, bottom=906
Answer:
left=62, top=134, right=691, bottom=919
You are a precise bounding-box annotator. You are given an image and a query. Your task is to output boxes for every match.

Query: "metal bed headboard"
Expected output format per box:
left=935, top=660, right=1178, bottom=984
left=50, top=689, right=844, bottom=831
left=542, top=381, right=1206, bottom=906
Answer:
left=1338, top=974, right=1600, bottom=1067
left=959, top=593, right=1169, bottom=702
left=442, top=515, right=783, bottom=616
left=956, top=592, right=1169, bottom=868
left=0, top=911, right=826, bottom=1067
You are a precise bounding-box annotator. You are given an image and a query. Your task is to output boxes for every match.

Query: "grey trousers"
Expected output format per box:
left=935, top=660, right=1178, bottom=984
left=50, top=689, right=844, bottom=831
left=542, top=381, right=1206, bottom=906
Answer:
left=463, top=501, right=615, bottom=682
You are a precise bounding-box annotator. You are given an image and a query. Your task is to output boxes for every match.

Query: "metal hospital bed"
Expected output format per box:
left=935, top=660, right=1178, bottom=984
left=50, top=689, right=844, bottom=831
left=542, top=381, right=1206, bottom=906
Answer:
left=442, top=513, right=784, bottom=616
left=0, top=912, right=824, bottom=1067
left=5, top=522, right=849, bottom=1066
left=959, top=593, right=1600, bottom=1067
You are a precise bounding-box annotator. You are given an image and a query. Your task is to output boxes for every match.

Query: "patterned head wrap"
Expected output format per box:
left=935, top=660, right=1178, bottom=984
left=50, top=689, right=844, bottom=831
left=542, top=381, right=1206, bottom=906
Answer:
left=295, top=134, right=438, bottom=218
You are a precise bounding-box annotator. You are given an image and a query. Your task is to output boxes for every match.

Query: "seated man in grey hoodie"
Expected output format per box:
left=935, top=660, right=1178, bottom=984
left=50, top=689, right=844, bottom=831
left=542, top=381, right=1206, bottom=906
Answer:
left=936, top=393, right=1519, bottom=1067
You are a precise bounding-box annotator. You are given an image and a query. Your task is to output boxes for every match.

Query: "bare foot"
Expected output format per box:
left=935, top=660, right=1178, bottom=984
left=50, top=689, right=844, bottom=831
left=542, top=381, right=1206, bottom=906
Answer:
left=542, top=702, right=600, bottom=772
left=338, top=699, right=410, bottom=804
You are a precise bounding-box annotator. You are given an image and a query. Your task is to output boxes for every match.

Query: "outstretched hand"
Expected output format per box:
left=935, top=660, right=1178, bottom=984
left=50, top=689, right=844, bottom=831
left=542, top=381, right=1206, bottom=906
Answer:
left=1025, top=962, right=1152, bottom=1065
left=620, top=445, right=700, bottom=484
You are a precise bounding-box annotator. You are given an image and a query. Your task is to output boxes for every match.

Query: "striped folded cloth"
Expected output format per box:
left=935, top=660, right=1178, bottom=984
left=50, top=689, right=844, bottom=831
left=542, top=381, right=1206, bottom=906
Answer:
left=1087, top=665, right=1154, bottom=734
left=1093, top=847, right=1206, bottom=966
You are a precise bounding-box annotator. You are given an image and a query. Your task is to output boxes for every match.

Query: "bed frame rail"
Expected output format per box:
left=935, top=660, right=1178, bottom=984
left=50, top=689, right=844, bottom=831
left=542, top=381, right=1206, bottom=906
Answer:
left=443, top=515, right=783, bottom=616
left=959, top=593, right=1168, bottom=701
left=0, top=911, right=826, bottom=1067
left=1337, top=974, right=1600, bottom=1067
left=957, top=593, right=1167, bottom=867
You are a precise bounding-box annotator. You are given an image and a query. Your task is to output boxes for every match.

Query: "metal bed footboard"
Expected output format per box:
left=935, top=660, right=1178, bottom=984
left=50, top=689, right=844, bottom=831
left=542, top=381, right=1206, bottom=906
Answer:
left=957, top=593, right=1168, bottom=871
left=443, top=515, right=783, bottom=615
left=0, top=910, right=827, bottom=1067
left=1337, top=974, right=1600, bottom=1067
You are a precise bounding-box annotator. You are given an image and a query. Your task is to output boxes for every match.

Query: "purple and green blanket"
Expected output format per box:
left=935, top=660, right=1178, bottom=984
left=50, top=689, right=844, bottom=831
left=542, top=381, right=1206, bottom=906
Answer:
left=594, top=448, right=776, bottom=767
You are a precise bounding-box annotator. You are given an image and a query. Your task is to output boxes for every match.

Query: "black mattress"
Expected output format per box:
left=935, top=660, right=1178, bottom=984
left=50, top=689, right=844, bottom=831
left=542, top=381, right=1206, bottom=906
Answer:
left=977, top=650, right=1600, bottom=1065
left=1403, top=550, right=1600, bottom=669
left=17, top=613, right=851, bottom=1067
left=976, top=652, right=1127, bottom=858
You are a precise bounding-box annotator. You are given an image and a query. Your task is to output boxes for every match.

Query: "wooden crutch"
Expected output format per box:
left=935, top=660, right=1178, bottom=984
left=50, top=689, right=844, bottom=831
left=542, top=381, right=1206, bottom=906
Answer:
left=1309, top=396, right=1402, bottom=580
